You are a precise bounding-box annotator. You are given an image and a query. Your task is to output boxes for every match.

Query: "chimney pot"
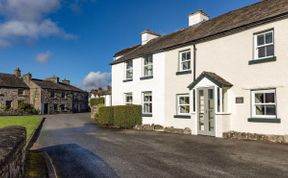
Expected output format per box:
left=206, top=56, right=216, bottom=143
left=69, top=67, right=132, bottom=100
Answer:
left=14, top=67, right=21, bottom=78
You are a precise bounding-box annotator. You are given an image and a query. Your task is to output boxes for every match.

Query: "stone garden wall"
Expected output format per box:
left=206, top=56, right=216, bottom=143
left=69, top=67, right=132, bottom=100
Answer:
left=0, top=126, right=26, bottom=178
left=223, top=131, right=288, bottom=144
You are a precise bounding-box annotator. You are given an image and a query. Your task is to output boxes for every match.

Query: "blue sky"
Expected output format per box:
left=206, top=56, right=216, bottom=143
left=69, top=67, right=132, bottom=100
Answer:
left=0, top=0, right=259, bottom=90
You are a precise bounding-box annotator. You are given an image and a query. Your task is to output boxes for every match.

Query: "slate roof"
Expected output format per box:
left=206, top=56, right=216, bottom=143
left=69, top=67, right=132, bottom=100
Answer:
left=188, top=72, right=233, bottom=89
left=0, top=73, right=29, bottom=88
left=113, top=44, right=141, bottom=57
left=32, top=79, right=85, bottom=93
left=112, top=0, right=288, bottom=65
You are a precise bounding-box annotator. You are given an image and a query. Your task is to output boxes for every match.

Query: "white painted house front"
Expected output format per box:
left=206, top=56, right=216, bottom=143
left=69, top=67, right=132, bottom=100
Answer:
left=111, top=0, right=288, bottom=137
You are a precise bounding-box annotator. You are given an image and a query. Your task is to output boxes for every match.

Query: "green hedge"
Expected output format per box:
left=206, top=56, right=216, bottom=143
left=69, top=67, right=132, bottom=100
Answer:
left=90, top=98, right=105, bottom=106
left=95, top=106, right=114, bottom=127
left=95, top=105, right=142, bottom=129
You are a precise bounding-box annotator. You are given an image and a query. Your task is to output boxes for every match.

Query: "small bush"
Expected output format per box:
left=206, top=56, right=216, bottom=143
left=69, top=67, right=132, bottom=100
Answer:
left=95, top=106, right=114, bottom=127
left=18, top=103, right=38, bottom=114
left=90, top=98, right=105, bottom=106
left=95, top=105, right=142, bottom=129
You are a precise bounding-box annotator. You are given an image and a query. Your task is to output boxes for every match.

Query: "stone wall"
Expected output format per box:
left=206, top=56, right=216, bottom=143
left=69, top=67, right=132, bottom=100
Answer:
left=223, top=131, right=288, bottom=144
left=0, top=126, right=26, bottom=178
left=41, top=89, right=74, bottom=114
left=0, top=88, right=30, bottom=112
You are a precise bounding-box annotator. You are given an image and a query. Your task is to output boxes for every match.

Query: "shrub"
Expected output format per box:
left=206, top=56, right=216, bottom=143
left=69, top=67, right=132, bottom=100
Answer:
left=18, top=103, right=39, bottom=114
left=90, top=98, right=105, bottom=106
left=95, top=106, right=114, bottom=127
left=113, top=105, right=142, bottom=129
left=95, top=105, right=142, bottom=129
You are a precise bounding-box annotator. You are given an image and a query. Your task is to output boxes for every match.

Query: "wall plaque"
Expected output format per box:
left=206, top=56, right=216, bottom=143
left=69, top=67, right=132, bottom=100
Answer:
left=236, top=97, right=244, bottom=104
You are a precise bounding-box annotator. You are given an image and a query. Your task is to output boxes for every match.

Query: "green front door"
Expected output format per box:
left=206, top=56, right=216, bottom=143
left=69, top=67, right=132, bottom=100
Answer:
left=197, top=87, right=215, bottom=136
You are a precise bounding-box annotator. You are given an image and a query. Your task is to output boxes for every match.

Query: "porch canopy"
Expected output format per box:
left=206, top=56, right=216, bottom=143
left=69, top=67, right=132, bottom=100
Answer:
left=188, top=71, right=233, bottom=90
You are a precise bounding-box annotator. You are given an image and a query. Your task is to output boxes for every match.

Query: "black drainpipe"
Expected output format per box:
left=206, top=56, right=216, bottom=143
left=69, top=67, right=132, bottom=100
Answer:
left=193, top=44, right=197, bottom=81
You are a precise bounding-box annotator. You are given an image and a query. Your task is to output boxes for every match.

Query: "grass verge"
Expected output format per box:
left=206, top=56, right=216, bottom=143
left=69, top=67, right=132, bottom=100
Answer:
left=0, top=115, right=42, bottom=141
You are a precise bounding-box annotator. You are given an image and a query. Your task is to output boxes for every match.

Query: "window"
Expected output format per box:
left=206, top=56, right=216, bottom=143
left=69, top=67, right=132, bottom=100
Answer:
left=125, top=60, right=133, bottom=80
left=177, top=94, right=190, bottom=115
left=179, top=50, right=191, bottom=71
left=6, top=101, right=12, bottom=109
left=61, top=92, right=66, bottom=98
left=51, top=91, right=55, bottom=98
left=143, top=55, right=153, bottom=77
left=254, top=30, right=274, bottom=60
left=18, top=89, right=24, bottom=95
left=142, top=92, right=152, bottom=114
left=124, top=93, right=133, bottom=105
left=251, top=89, right=276, bottom=118
left=60, top=104, right=65, bottom=111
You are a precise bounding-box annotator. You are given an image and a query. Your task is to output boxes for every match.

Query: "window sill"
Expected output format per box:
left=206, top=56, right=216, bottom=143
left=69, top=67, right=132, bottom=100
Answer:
left=176, top=70, right=192, bottom=75
left=140, top=76, right=153, bottom=80
left=248, top=118, right=281, bottom=123
left=174, top=115, right=191, bottom=119
left=248, top=56, right=276, bottom=65
left=142, top=114, right=153, bottom=117
left=123, top=79, right=133, bottom=83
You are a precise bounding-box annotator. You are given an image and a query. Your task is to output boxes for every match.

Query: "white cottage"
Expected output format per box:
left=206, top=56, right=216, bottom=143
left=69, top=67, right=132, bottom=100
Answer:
left=111, top=0, right=288, bottom=137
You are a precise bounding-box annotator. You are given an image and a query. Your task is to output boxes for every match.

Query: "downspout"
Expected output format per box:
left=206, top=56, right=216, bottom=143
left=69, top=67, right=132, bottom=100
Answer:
left=193, top=44, right=197, bottom=81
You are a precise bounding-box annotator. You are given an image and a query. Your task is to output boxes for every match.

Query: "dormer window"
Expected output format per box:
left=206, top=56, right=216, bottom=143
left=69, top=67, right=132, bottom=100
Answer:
left=143, top=55, right=153, bottom=77
left=179, top=50, right=191, bottom=72
left=254, top=30, right=274, bottom=60
left=125, top=60, right=133, bottom=80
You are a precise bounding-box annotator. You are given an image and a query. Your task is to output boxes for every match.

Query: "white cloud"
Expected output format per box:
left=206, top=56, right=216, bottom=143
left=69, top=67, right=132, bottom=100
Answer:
left=0, top=0, right=75, bottom=47
left=82, top=71, right=111, bottom=91
left=36, top=51, right=52, bottom=63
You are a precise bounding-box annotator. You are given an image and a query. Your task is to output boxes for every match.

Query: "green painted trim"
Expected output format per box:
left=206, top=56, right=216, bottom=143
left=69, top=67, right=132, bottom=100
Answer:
left=248, top=118, right=281, bottom=123
left=123, top=79, right=133, bottom=83
left=142, top=114, right=153, bottom=117
left=176, top=70, right=192, bottom=75
left=174, top=115, right=191, bottom=119
left=140, top=76, right=153, bottom=80
left=248, top=56, right=276, bottom=65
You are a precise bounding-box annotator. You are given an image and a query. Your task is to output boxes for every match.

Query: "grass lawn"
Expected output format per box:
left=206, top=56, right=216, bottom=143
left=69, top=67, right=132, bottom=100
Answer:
left=0, top=115, right=42, bottom=140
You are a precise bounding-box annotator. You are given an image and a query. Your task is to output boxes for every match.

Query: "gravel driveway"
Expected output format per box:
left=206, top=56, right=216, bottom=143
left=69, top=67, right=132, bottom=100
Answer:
left=32, top=113, right=288, bottom=178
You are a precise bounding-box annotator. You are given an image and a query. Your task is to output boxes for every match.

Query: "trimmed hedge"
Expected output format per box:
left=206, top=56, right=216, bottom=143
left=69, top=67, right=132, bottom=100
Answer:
left=95, top=106, right=114, bottom=127
left=95, top=105, right=142, bottom=129
left=90, top=98, right=105, bottom=106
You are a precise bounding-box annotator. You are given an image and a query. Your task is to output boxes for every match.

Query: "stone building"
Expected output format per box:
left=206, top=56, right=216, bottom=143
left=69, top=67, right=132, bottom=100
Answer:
left=0, top=68, right=89, bottom=115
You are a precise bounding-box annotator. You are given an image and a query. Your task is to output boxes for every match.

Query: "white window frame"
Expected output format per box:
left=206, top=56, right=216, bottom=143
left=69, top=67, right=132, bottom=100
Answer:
left=142, top=91, right=152, bottom=114
left=177, top=94, right=190, bottom=115
left=124, top=93, right=133, bottom=105
left=251, top=89, right=277, bottom=119
left=179, top=50, right=191, bottom=72
left=125, top=60, right=133, bottom=80
left=143, top=55, right=153, bottom=77
left=254, top=30, right=274, bottom=60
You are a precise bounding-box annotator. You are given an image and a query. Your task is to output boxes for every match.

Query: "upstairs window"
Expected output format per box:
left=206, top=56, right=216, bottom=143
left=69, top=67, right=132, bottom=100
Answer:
left=254, top=30, right=274, bottom=60
left=6, top=101, right=12, bottom=109
left=177, top=94, right=190, bottom=115
left=143, top=55, right=153, bottom=77
left=142, top=92, right=152, bottom=114
left=179, top=50, right=191, bottom=71
left=124, top=93, right=133, bottom=105
left=251, top=89, right=276, bottom=118
left=18, top=89, right=24, bottom=96
left=51, top=91, right=55, bottom=98
left=62, top=92, right=66, bottom=98
left=125, top=60, right=133, bottom=80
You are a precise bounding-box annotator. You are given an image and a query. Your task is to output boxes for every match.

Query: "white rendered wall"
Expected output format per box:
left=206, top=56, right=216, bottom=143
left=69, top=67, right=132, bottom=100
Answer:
left=112, top=53, right=166, bottom=125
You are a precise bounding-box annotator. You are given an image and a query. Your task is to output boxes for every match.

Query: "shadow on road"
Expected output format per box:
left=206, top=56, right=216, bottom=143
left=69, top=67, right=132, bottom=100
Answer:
left=40, top=144, right=119, bottom=178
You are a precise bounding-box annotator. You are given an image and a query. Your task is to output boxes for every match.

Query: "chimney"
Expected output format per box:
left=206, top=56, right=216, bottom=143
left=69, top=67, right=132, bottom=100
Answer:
left=188, top=10, right=209, bottom=27
left=22, top=73, right=32, bottom=82
left=14, top=67, right=21, bottom=78
left=62, top=79, right=70, bottom=85
left=141, top=29, right=161, bottom=45
left=46, top=76, right=59, bottom=84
